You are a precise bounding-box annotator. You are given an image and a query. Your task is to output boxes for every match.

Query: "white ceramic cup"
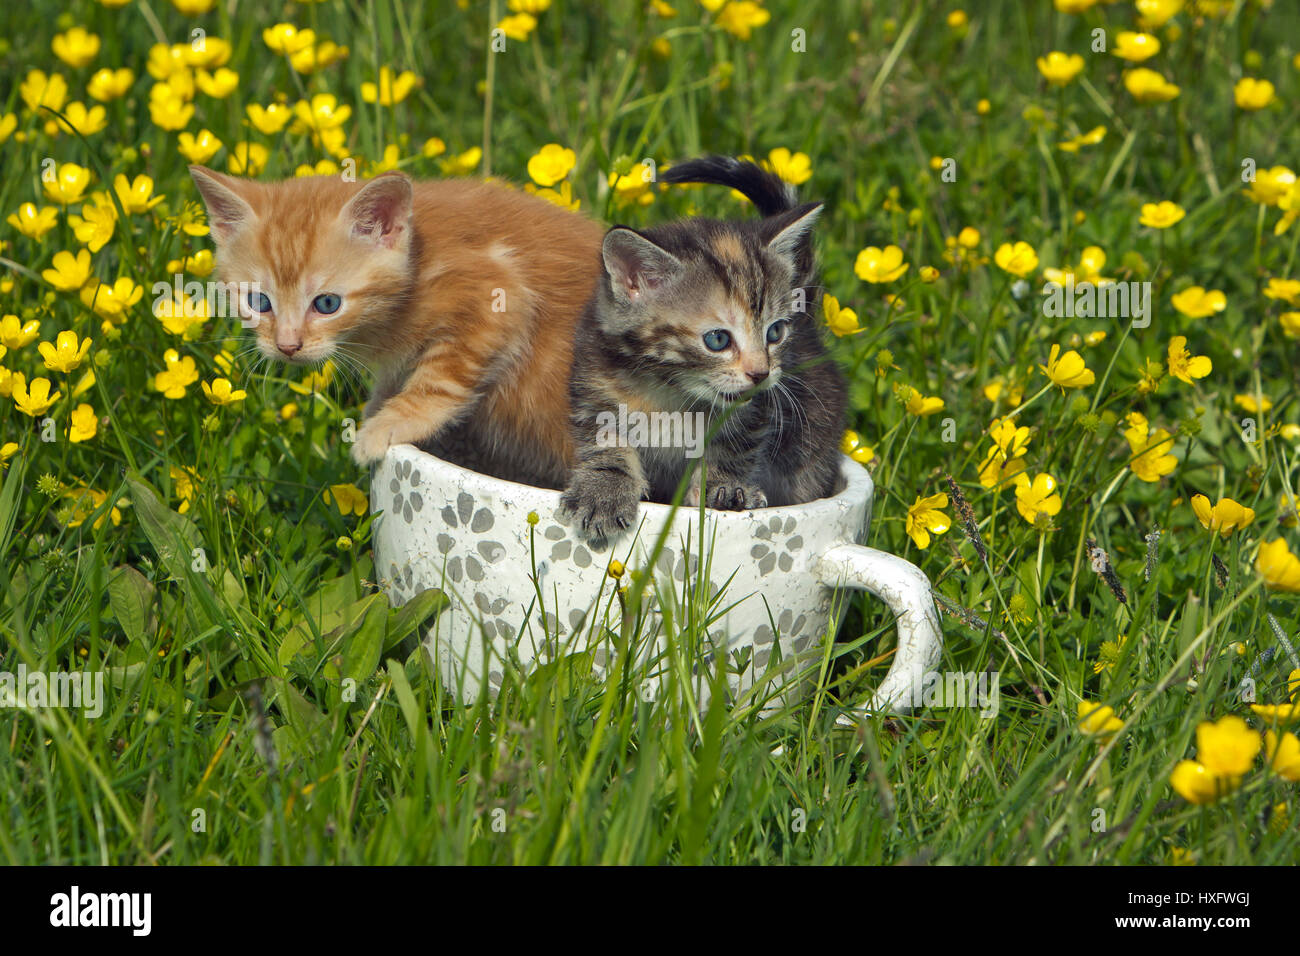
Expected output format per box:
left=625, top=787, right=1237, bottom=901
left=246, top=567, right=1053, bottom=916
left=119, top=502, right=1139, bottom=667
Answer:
left=373, top=445, right=942, bottom=718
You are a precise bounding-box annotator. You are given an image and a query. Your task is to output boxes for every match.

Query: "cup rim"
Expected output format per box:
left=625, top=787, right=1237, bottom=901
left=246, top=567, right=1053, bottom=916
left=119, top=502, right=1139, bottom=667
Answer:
left=379, top=444, right=874, bottom=523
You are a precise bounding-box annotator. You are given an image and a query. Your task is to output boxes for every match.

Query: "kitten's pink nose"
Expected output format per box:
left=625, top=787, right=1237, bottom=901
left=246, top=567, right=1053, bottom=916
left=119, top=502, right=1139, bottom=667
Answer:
left=278, top=342, right=302, bottom=357
left=747, top=369, right=769, bottom=384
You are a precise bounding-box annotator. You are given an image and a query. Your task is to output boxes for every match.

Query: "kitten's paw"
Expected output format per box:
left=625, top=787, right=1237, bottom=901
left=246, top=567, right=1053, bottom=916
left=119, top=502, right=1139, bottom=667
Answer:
left=558, top=476, right=640, bottom=551
left=706, top=482, right=768, bottom=511
left=350, top=421, right=395, bottom=465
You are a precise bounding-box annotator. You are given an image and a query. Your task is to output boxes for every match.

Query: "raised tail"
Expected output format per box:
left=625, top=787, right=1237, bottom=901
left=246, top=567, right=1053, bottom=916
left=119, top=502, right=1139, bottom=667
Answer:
left=660, top=155, right=798, bottom=217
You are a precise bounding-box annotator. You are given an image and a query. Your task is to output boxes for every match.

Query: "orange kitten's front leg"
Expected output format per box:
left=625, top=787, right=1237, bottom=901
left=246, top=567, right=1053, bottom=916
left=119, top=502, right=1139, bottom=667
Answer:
left=351, top=342, right=476, bottom=465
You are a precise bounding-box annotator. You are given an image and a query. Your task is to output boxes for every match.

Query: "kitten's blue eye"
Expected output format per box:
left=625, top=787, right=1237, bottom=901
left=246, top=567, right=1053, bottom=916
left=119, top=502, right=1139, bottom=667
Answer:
left=703, top=330, right=731, bottom=351
left=248, top=291, right=272, bottom=313
left=313, top=293, right=342, bottom=315
left=765, top=321, right=788, bottom=344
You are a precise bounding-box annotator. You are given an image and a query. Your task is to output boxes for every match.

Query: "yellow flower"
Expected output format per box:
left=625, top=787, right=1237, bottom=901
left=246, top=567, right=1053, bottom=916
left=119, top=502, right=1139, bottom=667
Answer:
left=154, top=348, right=199, bottom=399
left=245, top=103, right=291, bottom=135
left=289, top=360, right=335, bottom=395
left=899, top=384, right=944, bottom=416
left=905, top=493, right=950, bottom=550
left=1124, top=67, right=1180, bottom=103
left=1280, top=312, right=1300, bottom=338
left=0, top=370, right=23, bottom=401
left=1036, top=51, right=1084, bottom=87
left=1136, top=0, right=1182, bottom=28
left=170, top=466, right=199, bottom=514
left=766, top=148, right=812, bottom=186
left=20, top=69, right=69, bottom=113
left=201, top=377, right=247, bottom=406
left=13, top=376, right=62, bottom=417
left=43, top=163, right=92, bottom=206
left=715, top=1, right=771, bottom=40
left=1139, top=200, right=1185, bottom=228
left=112, top=174, right=163, bottom=214
left=1190, top=494, right=1254, bottom=536
left=7, top=203, right=59, bottom=240
left=526, top=144, right=577, bottom=187
left=148, top=86, right=194, bottom=130
left=86, top=67, right=134, bottom=102
left=1234, top=77, right=1276, bottom=111
left=68, top=193, right=117, bottom=252
left=854, top=245, right=909, bottom=283
left=1013, top=472, right=1062, bottom=526
left=0, top=315, right=41, bottom=350
left=263, top=23, right=317, bottom=55
left=1257, top=538, right=1300, bottom=592
left=0, top=443, right=18, bottom=468
left=0, top=114, right=17, bottom=144
left=227, top=142, right=269, bottom=177
left=194, top=68, right=239, bottom=98
left=52, top=26, right=101, bottom=67
left=1126, top=422, right=1177, bottom=483
left=1054, top=0, right=1097, bottom=11
left=422, top=137, right=447, bottom=158
left=177, top=129, right=223, bottom=164
left=1112, top=31, right=1160, bottom=62
left=651, top=0, right=677, bottom=16
left=497, top=13, right=538, bottom=41
left=1166, top=336, right=1211, bottom=384
left=1265, top=731, right=1300, bottom=781
left=293, top=93, right=352, bottom=133
left=1244, top=166, right=1295, bottom=207
left=296, top=159, right=341, bottom=178
left=82, top=277, right=143, bottom=322
left=993, top=240, right=1038, bottom=277
left=60, top=102, right=107, bottom=136
left=38, top=330, right=91, bottom=373
left=42, top=249, right=93, bottom=291
left=172, top=0, right=216, bottom=12
left=823, top=294, right=861, bottom=337
left=1040, top=344, right=1094, bottom=389
left=919, top=265, right=940, bottom=283
left=1170, top=286, right=1225, bottom=318
left=1197, top=715, right=1261, bottom=778
left=1058, top=125, right=1107, bottom=152
left=68, top=403, right=97, bottom=442
left=1263, top=277, right=1300, bottom=305
left=61, top=486, right=121, bottom=529
left=1233, top=393, right=1272, bottom=414
left=523, top=180, right=580, bottom=212
left=840, top=430, right=874, bottom=465
left=1169, top=760, right=1225, bottom=804
left=1078, top=701, right=1123, bottom=741
left=324, top=482, right=369, bottom=516
left=361, top=67, right=418, bottom=105
left=978, top=445, right=1027, bottom=490
left=1254, top=703, right=1300, bottom=726
left=154, top=291, right=211, bottom=340
left=440, top=147, right=483, bottom=177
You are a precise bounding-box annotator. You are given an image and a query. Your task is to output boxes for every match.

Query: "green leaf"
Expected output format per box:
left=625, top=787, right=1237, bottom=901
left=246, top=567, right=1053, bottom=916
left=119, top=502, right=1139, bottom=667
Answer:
left=107, top=566, right=154, bottom=647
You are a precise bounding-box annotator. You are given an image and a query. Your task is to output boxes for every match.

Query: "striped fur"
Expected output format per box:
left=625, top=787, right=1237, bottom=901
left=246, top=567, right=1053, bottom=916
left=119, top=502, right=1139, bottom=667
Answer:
left=189, top=166, right=605, bottom=486
left=559, top=157, right=847, bottom=550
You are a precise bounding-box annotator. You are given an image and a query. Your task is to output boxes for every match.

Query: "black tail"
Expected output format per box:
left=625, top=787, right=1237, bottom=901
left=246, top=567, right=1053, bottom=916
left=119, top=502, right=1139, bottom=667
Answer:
left=660, top=155, right=798, bottom=217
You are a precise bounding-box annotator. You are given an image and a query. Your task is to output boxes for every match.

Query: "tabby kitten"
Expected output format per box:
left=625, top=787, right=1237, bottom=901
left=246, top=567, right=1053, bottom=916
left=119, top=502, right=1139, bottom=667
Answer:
left=559, top=156, right=847, bottom=549
left=188, top=166, right=605, bottom=485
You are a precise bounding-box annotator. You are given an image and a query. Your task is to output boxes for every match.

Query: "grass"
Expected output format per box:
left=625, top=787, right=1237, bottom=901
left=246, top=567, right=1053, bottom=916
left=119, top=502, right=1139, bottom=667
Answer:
left=2, top=0, right=1300, bottom=864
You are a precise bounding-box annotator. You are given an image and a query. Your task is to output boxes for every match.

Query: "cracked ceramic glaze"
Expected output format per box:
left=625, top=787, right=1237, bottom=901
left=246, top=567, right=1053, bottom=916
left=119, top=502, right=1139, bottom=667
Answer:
left=373, top=445, right=942, bottom=717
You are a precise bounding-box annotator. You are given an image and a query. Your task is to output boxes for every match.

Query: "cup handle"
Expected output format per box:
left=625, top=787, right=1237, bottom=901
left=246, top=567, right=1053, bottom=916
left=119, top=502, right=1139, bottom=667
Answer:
left=814, top=543, right=943, bottom=721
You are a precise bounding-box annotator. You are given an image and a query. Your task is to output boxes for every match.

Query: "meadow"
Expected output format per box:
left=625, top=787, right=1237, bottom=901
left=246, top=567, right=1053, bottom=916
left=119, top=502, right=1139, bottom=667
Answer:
left=1, top=0, right=1300, bottom=865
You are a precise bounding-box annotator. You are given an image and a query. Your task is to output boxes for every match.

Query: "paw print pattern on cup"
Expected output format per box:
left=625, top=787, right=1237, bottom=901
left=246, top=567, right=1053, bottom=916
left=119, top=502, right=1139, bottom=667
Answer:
left=750, top=516, right=804, bottom=576
left=388, top=459, right=426, bottom=524
left=433, top=491, right=507, bottom=583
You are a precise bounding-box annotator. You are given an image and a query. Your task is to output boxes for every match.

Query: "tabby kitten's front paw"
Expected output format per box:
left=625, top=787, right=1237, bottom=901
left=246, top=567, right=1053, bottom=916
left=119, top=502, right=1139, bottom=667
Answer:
left=558, top=473, right=640, bottom=551
left=706, top=481, right=768, bottom=511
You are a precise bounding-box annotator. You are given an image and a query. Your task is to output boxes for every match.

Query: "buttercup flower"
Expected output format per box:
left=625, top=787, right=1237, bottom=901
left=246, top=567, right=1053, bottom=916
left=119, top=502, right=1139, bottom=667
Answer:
left=1234, top=393, right=1272, bottom=414
left=1112, top=32, right=1160, bottom=62
left=7, top=203, right=59, bottom=240
left=0, top=315, right=41, bottom=350
left=1171, top=286, right=1226, bottom=318
left=43, top=163, right=92, bottom=205
left=20, top=69, right=69, bottom=112
left=1245, top=167, right=1295, bottom=207
left=994, top=241, right=1038, bottom=277
left=1139, top=200, right=1185, bottom=228
left=82, top=277, right=143, bottom=323
left=1257, top=538, right=1300, bottom=592
left=1036, top=51, right=1084, bottom=86
left=1265, top=731, right=1300, bottom=781
left=52, top=27, right=100, bottom=67
left=154, top=348, right=199, bottom=399
left=246, top=103, right=291, bottom=135
left=855, top=245, right=909, bottom=283
left=1166, top=336, right=1211, bottom=384
left=441, top=147, right=483, bottom=178
left=1040, top=344, right=1094, bottom=389
left=87, top=67, right=134, bottom=102
left=361, top=67, right=418, bottom=106
left=715, top=1, right=771, bottom=40
left=324, top=483, right=369, bottom=516
left=1125, top=417, right=1177, bottom=483
left=1190, top=495, right=1254, bottom=536
left=1124, top=68, right=1180, bottom=103
left=1078, top=701, right=1123, bottom=740
left=1234, top=78, right=1276, bottom=111
left=178, top=129, right=223, bottom=164
left=1169, top=760, right=1223, bottom=804
left=906, top=493, right=950, bottom=550
left=1014, top=472, right=1062, bottom=526
left=497, top=13, right=538, bottom=41
left=823, top=294, right=861, bottom=337
left=202, top=378, right=247, bottom=406
left=1263, top=278, right=1300, bottom=305
left=1197, top=716, right=1261, bottom=778
left=766, top=148, right=812, bottom=185
left=13, top=376, right=62, bottom=417
left=68, top=193, right=117, bottom=252
left=840, top=430, right=874, bottom=464
left=42, top=249, right=93, bottom=291
left=68, top=403, right=97, bottom=442
left=1135, top=0, right=1181, bottom=28
left=1058, top=125, right=1106, bottom=152
left=527, top=144, right=577, bottom=187
left=38, top=330, right=91, bottom=373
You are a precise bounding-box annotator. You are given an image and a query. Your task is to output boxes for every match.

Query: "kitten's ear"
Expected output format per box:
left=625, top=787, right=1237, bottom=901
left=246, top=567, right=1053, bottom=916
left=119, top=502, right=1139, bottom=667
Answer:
left=189, top=165, right=258, bottom=243
left=602, top=228, right=682, bottom=303
left=341, top=172, right=413, bottom=249
left=765, top=201, right=823, bottom=265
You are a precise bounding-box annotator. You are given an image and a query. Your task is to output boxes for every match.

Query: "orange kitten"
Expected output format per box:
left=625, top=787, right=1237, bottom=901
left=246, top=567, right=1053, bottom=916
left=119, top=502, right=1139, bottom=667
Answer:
left=188, top=166, right=605, bottom=485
